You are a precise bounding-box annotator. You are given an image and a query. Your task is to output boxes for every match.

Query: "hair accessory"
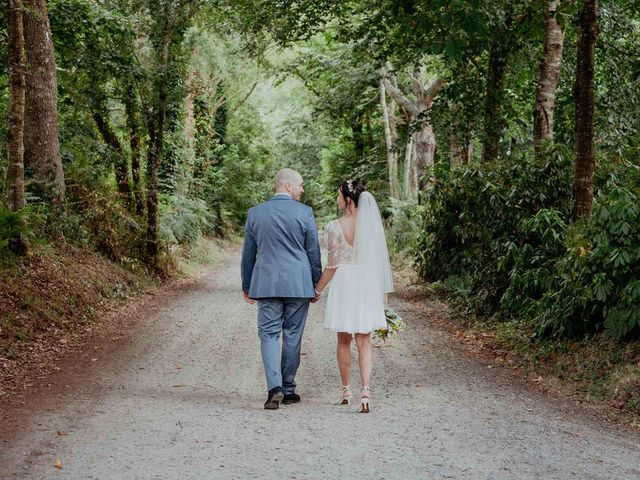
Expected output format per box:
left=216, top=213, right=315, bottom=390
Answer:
left=346, top=180, right=355, bottom=194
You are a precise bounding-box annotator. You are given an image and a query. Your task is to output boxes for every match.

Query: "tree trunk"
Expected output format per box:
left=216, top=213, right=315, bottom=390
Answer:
left=23, top=0, right=66, bottom=208
left=414, top=123, right=436, bottom=193
left=184, top=70, right=197, bottom=148
left=573, top=0, right=597, bottom=219
left=7, top=0, right=26, bottom=213
left=386, top=64, right=401, bottom=156
left=145, top=16, right=172, bottom=264
left=450, top=102, right=468, bottom=166
left=92, top=99, right=132, bottom=203
left=7, top=0, right=28, bottom=254
left=404, top=136, right=418, bottom=200
left=534, top=0, right=565, bottom=155
left=382, top=73, right=444, bottom=199
left=451, top=127, right=473, bottom=166
left=462, top=143, right=473, bottom=165
left=481, top=41, right=508, bottom=163
left=125, top=85, right=144, bottom=216
left=380, top=79, right=399, bottom=199
left=450, top=121, right=461, bottom=166
left=146, top=131, right=160, bottom=262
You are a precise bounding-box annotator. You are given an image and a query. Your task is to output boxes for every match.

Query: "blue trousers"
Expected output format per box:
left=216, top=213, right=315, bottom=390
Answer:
left=256, top=297, right=310, bottom=394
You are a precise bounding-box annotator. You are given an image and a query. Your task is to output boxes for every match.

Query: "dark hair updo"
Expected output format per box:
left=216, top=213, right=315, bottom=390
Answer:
left=339, top=178, right=366, bottom=207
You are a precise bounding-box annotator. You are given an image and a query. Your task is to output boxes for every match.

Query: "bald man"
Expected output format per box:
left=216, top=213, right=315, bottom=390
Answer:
left=241, top=169, right=322, bottom=409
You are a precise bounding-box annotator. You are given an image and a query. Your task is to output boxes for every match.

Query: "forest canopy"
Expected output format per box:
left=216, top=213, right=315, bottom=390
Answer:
left=2, top=0, right=640, bottom=340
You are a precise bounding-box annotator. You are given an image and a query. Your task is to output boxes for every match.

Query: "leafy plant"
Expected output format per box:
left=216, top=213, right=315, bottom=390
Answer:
left=0, top=208, right=23, bottom=252
left=532, top=186, right=640, bottom=339
left=159, top=194, right=215, bottom=246
left=414, top=151, right=573, bottom=316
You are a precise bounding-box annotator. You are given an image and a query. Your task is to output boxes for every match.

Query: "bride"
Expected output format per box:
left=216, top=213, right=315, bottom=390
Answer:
left=313, top=179, right=394, bottom=413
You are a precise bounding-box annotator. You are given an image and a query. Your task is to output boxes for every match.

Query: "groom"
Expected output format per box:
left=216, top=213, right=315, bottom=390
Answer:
left=241, top=168, right=322, bottom=410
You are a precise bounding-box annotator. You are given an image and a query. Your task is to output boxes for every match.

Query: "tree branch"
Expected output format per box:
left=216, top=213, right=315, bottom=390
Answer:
left=425, top=77, right=446, bottom=102
left=228, top=81, right=258, bottom=116
left=382, top=76, right=419, bottom=118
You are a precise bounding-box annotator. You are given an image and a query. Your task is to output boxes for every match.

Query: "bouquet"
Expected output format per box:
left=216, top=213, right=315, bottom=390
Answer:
left=373, top=307, right=405, bottom=342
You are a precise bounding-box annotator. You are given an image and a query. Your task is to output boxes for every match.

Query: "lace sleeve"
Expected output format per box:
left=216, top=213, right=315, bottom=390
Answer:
left=325, top=222, right=340, bottom=269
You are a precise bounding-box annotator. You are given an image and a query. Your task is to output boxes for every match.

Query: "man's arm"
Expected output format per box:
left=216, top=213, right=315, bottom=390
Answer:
left=305, top=208, right=322, bottom=285
left=241, top=210, right=257, bottom=301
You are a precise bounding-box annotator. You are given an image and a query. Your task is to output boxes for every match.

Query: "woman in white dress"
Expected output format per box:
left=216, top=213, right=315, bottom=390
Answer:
left=313, top=179, right=394, bottom=413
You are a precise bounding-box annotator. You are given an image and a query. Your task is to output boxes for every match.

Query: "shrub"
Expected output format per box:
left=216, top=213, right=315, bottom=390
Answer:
left=530, top=187, right=640, bottom=339
left=414, top=150, right=640, bottom=340
left=159, top=194, right=215, bottom=245
left=0, top=208, right=23, bottom=252
left=414, top=152, right=573, bottom=316
left=386, top=199, right=421, bottom=255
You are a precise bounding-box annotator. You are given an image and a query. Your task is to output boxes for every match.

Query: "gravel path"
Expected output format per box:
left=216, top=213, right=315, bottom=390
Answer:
left=2, top=248, right=640, bottom=480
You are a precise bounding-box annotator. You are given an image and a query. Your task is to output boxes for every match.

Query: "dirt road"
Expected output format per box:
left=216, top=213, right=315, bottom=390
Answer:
left=2, top=249, right=639, bottom=479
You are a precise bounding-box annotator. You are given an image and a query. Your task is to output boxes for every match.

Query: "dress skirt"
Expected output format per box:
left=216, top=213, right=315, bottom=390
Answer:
left=323, top=264, right=387, bottom=334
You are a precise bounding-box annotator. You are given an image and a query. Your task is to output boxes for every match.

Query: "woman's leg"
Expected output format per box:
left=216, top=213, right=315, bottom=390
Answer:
left=354, top=333, right=373, bottom=388
left=337, top=332, right=352, bottom=387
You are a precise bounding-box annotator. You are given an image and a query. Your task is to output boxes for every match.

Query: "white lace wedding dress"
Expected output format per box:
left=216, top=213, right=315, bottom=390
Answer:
left=323, top=218, right=390, bottom=334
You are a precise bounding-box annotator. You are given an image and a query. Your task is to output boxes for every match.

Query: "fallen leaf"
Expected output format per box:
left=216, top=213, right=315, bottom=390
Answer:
left=57, top=431, right=68, bottom=436
left=54, top=459, right=62, bottom=469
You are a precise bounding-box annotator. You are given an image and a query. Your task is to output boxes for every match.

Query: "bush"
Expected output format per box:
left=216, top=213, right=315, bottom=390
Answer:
left=499, top=208, right=569, bottom=319
left=159, top=194, right=215, bottom=245
left=0, top=208, right=23, bottom=252
left=414, top=152, right=573, bottom=316
left=414, top=150, right=640, bottom=340
left=386, top=199, right=421, bottom=255
left=57, top=182, right=146, bottom=263
left=527, top=187, right=640, bottom=339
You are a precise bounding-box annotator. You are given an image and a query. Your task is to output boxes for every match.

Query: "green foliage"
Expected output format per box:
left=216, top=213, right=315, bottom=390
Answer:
left=159, top=194, right=214, bottom=245
left=418, top=153, right=640, bottom=340
left=386, top=199, right=421, bottom=255
left=61, top=184, right=145, bottom=263
left=527, top=187, right=640, bottom=339
left=217, top=103, right=279, bottom=223
left=499, top=208, right=569, bottom=318
left=414, top=152, right=573, bottom=316
left=0, top=208, right=23, bottom=252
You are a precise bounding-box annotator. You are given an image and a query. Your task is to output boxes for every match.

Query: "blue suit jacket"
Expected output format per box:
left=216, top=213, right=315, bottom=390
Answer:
left=241, top=195, right=322, bottom=299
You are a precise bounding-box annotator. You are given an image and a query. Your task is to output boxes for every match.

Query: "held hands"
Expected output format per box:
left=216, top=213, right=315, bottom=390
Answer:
left=243, top=291, right=256, bottom=305
left=311, top=288, right=322, bottom=304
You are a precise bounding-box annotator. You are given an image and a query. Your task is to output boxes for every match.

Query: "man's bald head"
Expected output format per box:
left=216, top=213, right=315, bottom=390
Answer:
left=275, top=168, right=304, bottom=201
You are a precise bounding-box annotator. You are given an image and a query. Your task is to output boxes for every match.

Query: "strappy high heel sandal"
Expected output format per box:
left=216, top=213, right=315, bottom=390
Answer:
left=340, top=385, right=353, bottom=405
left=358, top=386, right=371, bottom=413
